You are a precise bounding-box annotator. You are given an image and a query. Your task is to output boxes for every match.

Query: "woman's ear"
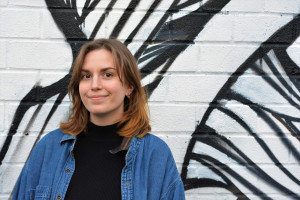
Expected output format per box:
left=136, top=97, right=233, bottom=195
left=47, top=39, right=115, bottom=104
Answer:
left=128, top=85, right=134, bottom=95
left=126, top=86, right=134, bottom=98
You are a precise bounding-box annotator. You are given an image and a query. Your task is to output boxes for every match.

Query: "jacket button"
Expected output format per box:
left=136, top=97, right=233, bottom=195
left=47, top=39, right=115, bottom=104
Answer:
left=65, top=168, right=71, bottom=173
left=56, top=195, right=62, bottom=200
left=124, top=182, right=130, bottom=187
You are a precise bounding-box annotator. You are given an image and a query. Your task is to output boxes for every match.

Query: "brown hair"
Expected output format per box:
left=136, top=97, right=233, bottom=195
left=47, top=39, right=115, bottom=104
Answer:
left=60, top=39, right=151, bottom=138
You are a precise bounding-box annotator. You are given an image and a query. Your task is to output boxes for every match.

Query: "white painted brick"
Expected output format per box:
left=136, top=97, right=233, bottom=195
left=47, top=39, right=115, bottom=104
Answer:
left=7, top=41, right=72, bottom=70
left=78, top=0, right=110, bottom=10
left=112, top=0, right=172, bottom=11
left=109, top=0, right=131, bottom=10
left=156, top=134, right=191, bottom=165
left=77, top=10, right=106, bottom=39
left=195, top=105, right=209, bottom=125
left=257, top=164, right=300, bottom=192
left=286, top=44, right=300, bottom=73
left=220, top=101, right=259, bottom=132
left=231, top=136, right=290, bottom=163
left=0, top=41, right=5, bottom=68
left=0, top=195, right=10, bottom=200
left=5, top=103, right=39, bottom=134
left=245, top=194, right=294, bottom=200
left=0, top=104, right=4, bottom=132
left=0, top=135, right=36, bottom=163
left=5, top=102, right=69, bottom=134
left=156, top=1, right=176, bottom=11
left=0, top=0, right=8, bottom=6
left=0, top=71, right=38, bottom=101
left=176, top=1, right=201, bottom=12
left=233, top=14, right=293, bottom=42
left=10, top=0, right=46, bottom=7
left=140, top=70, right=151, bottom=88
left=129, top=0, right=156, bottom=11
left=255, top=105, right=300, bottom=133
left=0, top=164, right=23, bottom=193
left=186, top=193, right=236, bottom=200
left=167, top=75, right=228, bottom=102
left=206, top=108, right=251, bottom=134
left=206, top=102, right=259, bottom=135
left=261, top=50, right=291, bottom=76
left=41, top=10, right=66, bottom=39
left=232, top=75, right=292, bottom=104
left=39, top=72, right=69, bottom=88
left=256, top=111, right=295, bottom=135
left=265, top=0, right=300, bottom=13
left=293, top=35, right=300, bottom=45
left=0, top=9, right=40, bottom=38
left=224, top=0, right=264, bottom=12
left=196, top=13, right=232, bottom=42
left=184, top=180, right=246, bottom=195
left=150, top=104, right=196, bottom=132
left=285, top=165, right=300, bottom=183
left=106, top=11, right=124, bottom=37
left=37, top=71, right=71, bottom=102
left=108, top=11, right=164, bottom=41
left=168, top=44, right=200, bottom=72
left=289, top=136, right=300, bottom=163
left=38, top=103, right=70, bottom=132
left=127, top=41, right=143, bottom=58
left=197, top=44, right=258, bottom=73
left=148, top=75, right=169, bottom=102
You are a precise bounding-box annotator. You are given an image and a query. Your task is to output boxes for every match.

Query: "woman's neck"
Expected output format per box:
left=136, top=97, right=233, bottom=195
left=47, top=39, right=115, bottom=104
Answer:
left=89, top=113, right=122, bottom=126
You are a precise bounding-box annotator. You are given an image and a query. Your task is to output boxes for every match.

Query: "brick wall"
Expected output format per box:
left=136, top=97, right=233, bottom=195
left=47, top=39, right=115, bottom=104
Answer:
left=0, top=0, right=299, bottom=199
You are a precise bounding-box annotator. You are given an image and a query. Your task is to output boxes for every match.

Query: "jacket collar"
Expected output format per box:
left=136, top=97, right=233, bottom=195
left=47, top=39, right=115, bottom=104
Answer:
left=60, top=133, right=76, bottom=144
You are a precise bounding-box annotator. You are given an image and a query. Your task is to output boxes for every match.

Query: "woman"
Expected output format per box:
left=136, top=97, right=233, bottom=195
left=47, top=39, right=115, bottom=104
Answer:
left=13, top=39, right=185, bottom=200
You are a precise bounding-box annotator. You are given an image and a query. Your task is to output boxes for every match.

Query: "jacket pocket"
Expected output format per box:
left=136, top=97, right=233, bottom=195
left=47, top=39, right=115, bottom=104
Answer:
left=29, top=185, right=51, bottom=200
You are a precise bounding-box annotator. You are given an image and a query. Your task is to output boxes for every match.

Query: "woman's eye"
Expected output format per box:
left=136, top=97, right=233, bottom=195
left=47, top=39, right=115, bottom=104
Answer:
left=81, top=74, right=91, bottom=79
left=104, top=73, right=113, bottom=78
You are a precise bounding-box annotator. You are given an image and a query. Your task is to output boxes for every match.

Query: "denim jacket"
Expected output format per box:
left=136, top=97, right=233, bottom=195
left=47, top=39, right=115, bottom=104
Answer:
left=13, top=129, right=185, bottom=200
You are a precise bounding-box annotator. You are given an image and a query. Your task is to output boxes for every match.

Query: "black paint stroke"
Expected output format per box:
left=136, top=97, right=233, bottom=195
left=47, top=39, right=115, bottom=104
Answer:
left=109, top=0, right=141, bottom=38
left=89, top=0, right=117, bottom=41
left=138, top=0, right=232, bottom=95
left=0, top=74, right=71, bottom=165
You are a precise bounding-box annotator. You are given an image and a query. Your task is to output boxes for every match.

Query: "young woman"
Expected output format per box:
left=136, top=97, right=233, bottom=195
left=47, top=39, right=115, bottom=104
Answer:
left=13, top=39, right=185, bottom=200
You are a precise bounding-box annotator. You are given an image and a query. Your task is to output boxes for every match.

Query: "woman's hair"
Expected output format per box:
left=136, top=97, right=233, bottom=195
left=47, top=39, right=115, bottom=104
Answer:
left=60, top=38, right=151, bottom=138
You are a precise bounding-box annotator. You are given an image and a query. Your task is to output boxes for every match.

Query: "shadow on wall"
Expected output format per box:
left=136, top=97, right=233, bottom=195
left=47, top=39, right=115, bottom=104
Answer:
left=0, top=0, right=299, bottom=199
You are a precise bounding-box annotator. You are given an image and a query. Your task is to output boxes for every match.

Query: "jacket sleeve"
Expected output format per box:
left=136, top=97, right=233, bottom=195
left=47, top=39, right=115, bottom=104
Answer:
left=158, top=140, right=186, bottom=200
left=161, top=176, right=186, bottom=200
left=12, top=160, right=30, bottom=200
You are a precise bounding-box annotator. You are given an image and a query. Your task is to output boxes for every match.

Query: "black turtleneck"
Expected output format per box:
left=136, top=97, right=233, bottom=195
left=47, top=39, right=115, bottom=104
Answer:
left=64, top=121, right=127, bottom=200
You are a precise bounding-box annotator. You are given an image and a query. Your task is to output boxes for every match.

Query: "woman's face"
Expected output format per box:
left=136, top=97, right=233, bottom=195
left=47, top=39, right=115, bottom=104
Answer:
left=79, top=49, right=133, bottom=126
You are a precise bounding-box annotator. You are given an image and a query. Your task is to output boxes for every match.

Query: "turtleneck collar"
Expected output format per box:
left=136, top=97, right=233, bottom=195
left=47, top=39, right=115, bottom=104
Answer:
left=85, top=121, right=121, bottom=140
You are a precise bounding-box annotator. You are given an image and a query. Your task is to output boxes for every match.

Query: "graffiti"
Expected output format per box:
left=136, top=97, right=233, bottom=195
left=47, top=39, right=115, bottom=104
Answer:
left=0, top=0, right=299, bottom=199
left=181, top=15, right=300, bottom=199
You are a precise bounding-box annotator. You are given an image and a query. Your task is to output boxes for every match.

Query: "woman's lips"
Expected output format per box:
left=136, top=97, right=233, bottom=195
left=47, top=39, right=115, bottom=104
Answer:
left=89, top=95, right=108, bottom=101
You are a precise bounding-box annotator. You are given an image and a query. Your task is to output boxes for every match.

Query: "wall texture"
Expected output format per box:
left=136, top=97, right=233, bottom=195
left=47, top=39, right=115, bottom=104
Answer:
left=0, top=0, right=299, bottom=199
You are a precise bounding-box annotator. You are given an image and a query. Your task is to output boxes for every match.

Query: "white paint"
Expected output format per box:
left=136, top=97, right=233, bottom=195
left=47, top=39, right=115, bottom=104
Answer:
left=187, top=159, right=226, bottom=183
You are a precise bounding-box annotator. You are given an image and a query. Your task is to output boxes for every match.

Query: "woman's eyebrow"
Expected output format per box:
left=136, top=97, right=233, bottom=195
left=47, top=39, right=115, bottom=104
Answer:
left=101, top=67, right=116, bottom=71
left=81, top=67, right=116, bottom=72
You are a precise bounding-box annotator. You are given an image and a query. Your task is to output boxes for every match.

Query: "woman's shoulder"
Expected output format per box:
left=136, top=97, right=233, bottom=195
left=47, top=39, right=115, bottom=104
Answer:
left=33, top=128, right=74, bottom=150
left=138, top=133, right=172, bottom=155
left=142, top=133, right=167, bottom=145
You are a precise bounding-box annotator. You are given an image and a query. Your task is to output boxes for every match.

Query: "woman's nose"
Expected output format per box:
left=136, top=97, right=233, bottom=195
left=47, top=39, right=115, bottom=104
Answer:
left=91, top=76, right=102, bottom=90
